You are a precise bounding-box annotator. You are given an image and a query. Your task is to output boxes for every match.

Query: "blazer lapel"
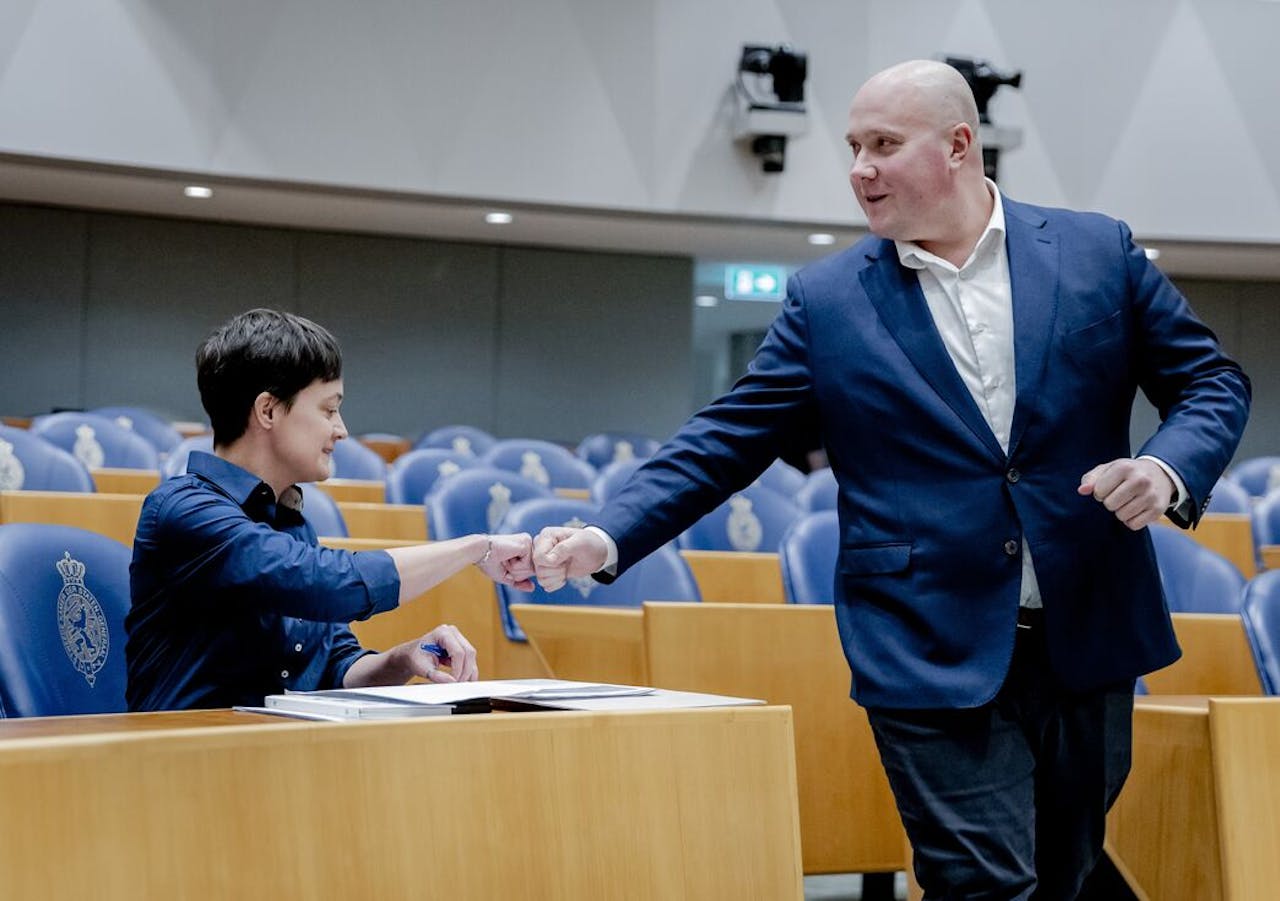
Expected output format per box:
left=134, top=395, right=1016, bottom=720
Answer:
left=859, top=243, right=1005, bottom=462
left=1004, top=201, right=1060, bottom=457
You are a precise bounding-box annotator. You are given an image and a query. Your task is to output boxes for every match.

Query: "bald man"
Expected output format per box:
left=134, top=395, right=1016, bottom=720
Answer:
left=535, top=60, right=1249, bottom=899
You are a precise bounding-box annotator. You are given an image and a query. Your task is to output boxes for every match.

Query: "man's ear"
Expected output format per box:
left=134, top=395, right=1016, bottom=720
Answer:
left=950, top=122, right=975, bottom=166
left=252, top=392, right=277, bottom=431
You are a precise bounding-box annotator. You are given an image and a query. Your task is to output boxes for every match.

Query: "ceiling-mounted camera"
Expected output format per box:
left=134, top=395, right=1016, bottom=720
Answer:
left=733, top=44, right=808, bottom=174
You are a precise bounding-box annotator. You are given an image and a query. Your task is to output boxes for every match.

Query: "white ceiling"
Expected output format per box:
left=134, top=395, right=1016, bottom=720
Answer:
left=2, top=152, right=1278, bottom=283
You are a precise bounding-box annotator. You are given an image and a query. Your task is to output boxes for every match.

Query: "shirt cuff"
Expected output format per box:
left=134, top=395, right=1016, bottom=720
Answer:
left=351, top=549, right=402, bottom=618
left=1139, top=455, right=1190, bottom=516
left=584, top=525, right=619, bottom=575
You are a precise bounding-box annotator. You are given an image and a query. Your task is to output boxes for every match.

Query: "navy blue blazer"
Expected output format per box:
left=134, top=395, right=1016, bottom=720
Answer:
left=595, top=197, right=1251, bottom=709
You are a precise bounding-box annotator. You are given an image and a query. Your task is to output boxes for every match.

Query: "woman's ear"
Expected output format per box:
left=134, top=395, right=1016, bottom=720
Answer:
left=252, top=392, right=277, bottom=430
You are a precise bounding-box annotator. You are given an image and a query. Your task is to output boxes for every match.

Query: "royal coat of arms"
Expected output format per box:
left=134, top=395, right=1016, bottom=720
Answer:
left=55, top=551, right=110, bottom=687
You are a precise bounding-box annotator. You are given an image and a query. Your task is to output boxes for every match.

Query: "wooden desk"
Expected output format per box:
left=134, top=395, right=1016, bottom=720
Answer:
left=1107, top=697, right=1280, bottom=900
left=646, top=603, right=904, bottom=875
left=312, top=478, right=385, bottom=503
left=680, top=550, right=786, bottom=604
left=358, top=435, right=410, bottom=463
left=335, top=500, right=427, bottom=541
left=0, top=706, right=803, bottom=900
left=1143, top=613, right=1264, bottom=695
left=511, top=605, right=647, bottom=684
left=1262, top=545, right=1279, bottom=571
left=90, top=467, right=161, bottom=494
left=1185, top=513, right=1256, bottom=578
left=0, top=490, right=143, bottom=547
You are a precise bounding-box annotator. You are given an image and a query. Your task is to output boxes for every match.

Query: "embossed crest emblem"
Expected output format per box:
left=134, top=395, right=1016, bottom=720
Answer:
left=519, top=451, right=550, bottom=486
left=451, top=436, right=473, bottom=456
left=113, top=415, right=134, bottom=431
left=486, top=482, right=512, bottom=531
left=73, top=424, right=105, bottom=469
left=726, top=494, right=763, bottom=551
left=0, top=438, right=25, bottom=490
left=612, top=440, right=635, bottom=464
left=55, top=551, right=109, bottom=687
left=437, top=460, right=461, bottom=480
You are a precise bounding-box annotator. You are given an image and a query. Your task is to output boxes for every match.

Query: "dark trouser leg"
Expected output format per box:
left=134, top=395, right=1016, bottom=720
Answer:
left=867, top=624, right=1134, bottom=901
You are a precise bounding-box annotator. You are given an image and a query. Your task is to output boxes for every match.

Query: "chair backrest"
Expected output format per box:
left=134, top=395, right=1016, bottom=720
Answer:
left=481, top=438, right=596, bottom=491
left=1226, top=456, right=1280, bottom=499
left=574, top=432, right=661, bottom=470
left=425, top=466, right=552, bottom=539
left=795, top=467, right=838, bottom=513
left=589, top=458, right=646, bottom=505
left=90, top=406, right=184, bottom=456
left=30, top=412, right=161, bottom=471
left=298, top=483, right=349, bottom=538
left=676, top=482, right=802, bottom=553
left=1205, top=477, right=1252, bottom=514
left=1252, top=489, right=1280, bottom=548
left=413, top=425, right=497, bottom=458
left=162, top=434, right=214, bottom=478
left=494, top=497, right=700, bottom=641
left=752, top=458, right=807, bottom=498
left=1241, top=570, right=1280, bottom=695
left=0, top=424, right=95, bottom=492
left=385, top=448, right=478, bottom=505
left=0, top=523, right=131, bottom=717
left=329, top=438, right=388, bottom=481
left=1150, top=525, right=1246, bottom=614
left=779, top=510, right=839, bottom=604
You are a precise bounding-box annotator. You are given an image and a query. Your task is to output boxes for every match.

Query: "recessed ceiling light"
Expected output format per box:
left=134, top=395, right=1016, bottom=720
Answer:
left=1143, top=246, right=1161, bottom=260
left=807, top=233, right=836, bottom=246
left=183, top=185, right=213, bottom=199
left=484, top=211, right=513, bottom=224
left=694, top=295, right=719, bottom=308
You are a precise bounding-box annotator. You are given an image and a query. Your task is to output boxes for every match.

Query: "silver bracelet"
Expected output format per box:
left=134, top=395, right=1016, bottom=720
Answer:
left=476, top=535, right=492, bottom=567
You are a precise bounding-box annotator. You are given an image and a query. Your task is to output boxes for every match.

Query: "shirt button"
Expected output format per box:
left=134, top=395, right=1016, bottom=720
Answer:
left=1003, top=540, right=1019, bottom=556
left=1006, top=468, right=1021, bottom=484
left=280, top=670, right=290, bottom=679
left=294, top=643, right=303, bottom=652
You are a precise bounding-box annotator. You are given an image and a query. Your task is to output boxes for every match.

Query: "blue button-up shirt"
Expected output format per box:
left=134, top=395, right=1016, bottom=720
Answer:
left=125, top=451, right=400, bottom=711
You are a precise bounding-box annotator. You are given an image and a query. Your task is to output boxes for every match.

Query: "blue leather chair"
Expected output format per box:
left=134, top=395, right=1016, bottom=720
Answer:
left=481, top=439, right=596, bottom=491
left=385, top=449, right=477, bottom=505
left=1205, top=477, right=1252, bottom=514
left=298, top=483, right=349, bottom=538
left=1226, top=456, right=1280, bottom=499
left=426, top=466, right=552, bottom=539
left=1150, top=525, right=1246, bottom=614
left=91, top=406, right=184, bottom=456
left=413, top=425, right=496, bottom=458
left=589, top=458, right=646, bottom=505
left=574, top=432, right=661, bottom=470
left=0, top=524, right=131, bottom=717
left=779, top=510, right=839, bottom=605
left=161, top=434, right=214, bottom=478
left=1252, top=489, right=1280, bottom=548
left=1241, top=570, right=1280, bottom=695
left=676, top=482, right=802, bottom=553
left=30, top=412, right=161, bottom=471
left=494, top=497, right=701, bottom=641
left=795, top=467, right=838, bottom=513
left=329, top=438, right=388, bottom=481
left=752, top=458, right=808, bottom=498
left=0, top=424, right=95, bottom=492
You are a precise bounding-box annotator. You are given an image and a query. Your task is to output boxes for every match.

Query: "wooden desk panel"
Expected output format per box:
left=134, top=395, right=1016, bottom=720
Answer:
left=0, top=707, right=803, bottom=901
left=90, top=467, right=160, bottom=494
left=511, top=605, right=647, bottom=684
left=335, top=501, right=427, bottom=541
left=1107, top=697, right=1280, bottom=900
left=1263, top=545, right=1279, bottom=571
left=312, top=478, right=385, bottom=503
left=680, top=550, right=786, bottom=604
left=1143, top=613, right=1264, bottom=695
left=1186, top=513, right=1256, bottom=578
left=0, top=490, right=142, bottom=547
left=644, top=602, right=905, bottom=875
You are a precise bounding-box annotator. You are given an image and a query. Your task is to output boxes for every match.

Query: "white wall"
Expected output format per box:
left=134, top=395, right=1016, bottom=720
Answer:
left=1, top=0, right=1278, bottom=241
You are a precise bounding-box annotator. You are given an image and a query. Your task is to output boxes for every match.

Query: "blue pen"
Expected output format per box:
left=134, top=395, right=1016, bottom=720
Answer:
left=420, top=642, right=450, bottom=660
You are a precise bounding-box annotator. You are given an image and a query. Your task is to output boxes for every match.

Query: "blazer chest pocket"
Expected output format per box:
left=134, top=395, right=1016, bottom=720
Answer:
left=839, top=542, right=912, bottom=576
left=1061, top=309, right=1125, bottom=358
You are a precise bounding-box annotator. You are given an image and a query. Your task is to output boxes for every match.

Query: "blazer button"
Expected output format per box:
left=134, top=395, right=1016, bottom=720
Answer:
left=1006, top=468, right=1021, bottom=484
left=1003, top=539, right=1019, bottom=556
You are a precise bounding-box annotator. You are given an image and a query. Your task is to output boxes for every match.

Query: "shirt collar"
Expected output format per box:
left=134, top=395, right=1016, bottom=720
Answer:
left=186, top=450, right=304, bottom=514
left=895, top=179, right=1006, bottom=272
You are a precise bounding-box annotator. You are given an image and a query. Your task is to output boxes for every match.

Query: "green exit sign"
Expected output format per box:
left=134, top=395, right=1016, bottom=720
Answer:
left=724, top=265, right=787, bottom=301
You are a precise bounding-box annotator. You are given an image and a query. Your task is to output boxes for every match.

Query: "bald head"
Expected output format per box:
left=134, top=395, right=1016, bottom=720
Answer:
left=860, top=60, right=980, bottom=135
